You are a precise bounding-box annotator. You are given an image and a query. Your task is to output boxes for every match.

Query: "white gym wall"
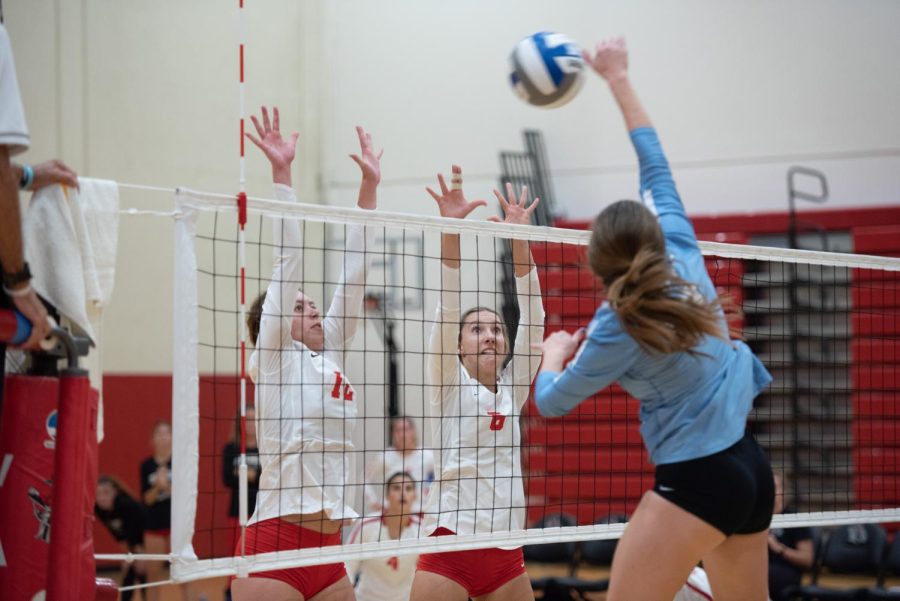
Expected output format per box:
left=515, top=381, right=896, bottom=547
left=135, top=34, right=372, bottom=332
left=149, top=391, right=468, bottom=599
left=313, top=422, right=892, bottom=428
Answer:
left=6, top=0, right=900, bottom=375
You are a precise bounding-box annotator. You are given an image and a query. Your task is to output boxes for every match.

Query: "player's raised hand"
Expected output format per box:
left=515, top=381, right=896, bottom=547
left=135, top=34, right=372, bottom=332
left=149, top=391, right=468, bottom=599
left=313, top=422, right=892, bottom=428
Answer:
left=426, top=165, right=487, bottom=220
left=489, top=182, right=540, bottom=226
left=245, top=106, right=300, bottom=172
left=582, top=36, right=628, bottom=82
left=349, top=126, right=383, bottom=186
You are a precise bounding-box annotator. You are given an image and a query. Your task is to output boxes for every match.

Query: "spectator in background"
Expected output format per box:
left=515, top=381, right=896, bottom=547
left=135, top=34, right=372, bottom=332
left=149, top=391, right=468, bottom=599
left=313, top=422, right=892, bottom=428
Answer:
left=768, top=473, right=814, bottom=601
left=365, top=416, right=434, bottom=516
left=95, top=475, right=147, bottom=601
left=348, top=472, right=421, bottom=601
left=222, top=406, right=260, bottom=544
left=140, top=420, right=173, bottom=601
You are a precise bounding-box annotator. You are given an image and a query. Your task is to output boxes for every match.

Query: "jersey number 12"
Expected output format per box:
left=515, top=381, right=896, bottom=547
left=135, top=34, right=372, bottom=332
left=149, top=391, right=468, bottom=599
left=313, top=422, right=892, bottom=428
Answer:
left=331, top=371, right=354, bottom=401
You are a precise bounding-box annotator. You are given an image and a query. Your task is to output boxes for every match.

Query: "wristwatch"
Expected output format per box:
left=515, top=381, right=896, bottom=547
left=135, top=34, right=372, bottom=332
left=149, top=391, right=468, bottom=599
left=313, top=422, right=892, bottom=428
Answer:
left=2, top=262, right=32, bottom=289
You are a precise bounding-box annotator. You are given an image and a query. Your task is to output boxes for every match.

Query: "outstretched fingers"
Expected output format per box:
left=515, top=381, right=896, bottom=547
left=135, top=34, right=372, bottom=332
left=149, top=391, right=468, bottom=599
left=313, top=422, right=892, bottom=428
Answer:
left=425, top=186, right=443, bottom=205
left=354, top=126, right=384, bottom=159
left=504, top=182, right=522, bottom=207
left=517, top=183, right=530, bottom=207
left=436, top=173, right=450, bottom=196
left=493, top=188, right=510, bottom=212
left=245, top=131, right=264, bottom=150
left=250, top=114, right=265, bottom=139
left=466, top=198, right=488, bottom=213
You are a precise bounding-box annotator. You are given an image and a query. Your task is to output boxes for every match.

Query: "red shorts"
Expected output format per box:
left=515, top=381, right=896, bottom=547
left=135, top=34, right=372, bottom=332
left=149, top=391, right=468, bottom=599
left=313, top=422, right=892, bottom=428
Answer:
left=231, top=518, right=346, bottom=599
left=416, top=528, right=526, bottom=597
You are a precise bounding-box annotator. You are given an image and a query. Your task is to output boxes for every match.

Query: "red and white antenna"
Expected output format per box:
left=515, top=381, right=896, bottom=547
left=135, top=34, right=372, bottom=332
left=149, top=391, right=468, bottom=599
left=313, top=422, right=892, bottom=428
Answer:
left=236, top=0, right=249, bottom=563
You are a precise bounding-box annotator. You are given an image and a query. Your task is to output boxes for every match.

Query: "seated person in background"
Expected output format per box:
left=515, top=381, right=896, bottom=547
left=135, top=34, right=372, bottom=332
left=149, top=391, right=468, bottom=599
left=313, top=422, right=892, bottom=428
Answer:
left=768, top=473, right=814, bottom=601
left=139, top=420, right=173, bottom=601
left=95, top=475, right=146, bottom=601
left=222, top=405, right=260, bottom=545
left=364, top=416, right=434, bottom=516
left=348, top=472, right=421, bottom=601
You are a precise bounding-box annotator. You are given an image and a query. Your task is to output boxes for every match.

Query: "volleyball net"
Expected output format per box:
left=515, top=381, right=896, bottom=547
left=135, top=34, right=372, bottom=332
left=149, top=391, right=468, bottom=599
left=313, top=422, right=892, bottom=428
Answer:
left=155, top=187, right=900, bottom=583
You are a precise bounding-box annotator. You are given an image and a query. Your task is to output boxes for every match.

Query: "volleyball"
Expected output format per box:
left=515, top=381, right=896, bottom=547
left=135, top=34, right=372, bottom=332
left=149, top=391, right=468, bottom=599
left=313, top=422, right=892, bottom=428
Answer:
left=509, top=31, right=586, bottom=108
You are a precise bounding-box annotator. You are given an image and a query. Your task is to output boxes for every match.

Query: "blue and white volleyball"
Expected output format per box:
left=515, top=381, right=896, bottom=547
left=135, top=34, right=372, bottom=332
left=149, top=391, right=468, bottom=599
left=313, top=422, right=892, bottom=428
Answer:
left=510, top=32, right=585, bottom=109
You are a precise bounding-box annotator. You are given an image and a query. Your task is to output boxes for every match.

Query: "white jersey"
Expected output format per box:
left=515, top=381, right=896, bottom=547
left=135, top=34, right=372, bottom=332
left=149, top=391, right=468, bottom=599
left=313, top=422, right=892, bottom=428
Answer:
left=422, top=265, right=544, bottom=538
left=363, top=447, right=435, bottom=517
left=346, top=516, right=421, bottom=601
left=0, top=24, right=29, bottom=154
left=673, top=567, right=714, bottom=601
left=250, top=184, right=374, bottom=524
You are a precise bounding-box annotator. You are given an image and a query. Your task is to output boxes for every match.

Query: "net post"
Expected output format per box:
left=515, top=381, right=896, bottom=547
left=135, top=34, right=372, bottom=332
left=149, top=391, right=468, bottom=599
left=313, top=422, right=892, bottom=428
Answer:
left=46, top=367, right=95, bottom=601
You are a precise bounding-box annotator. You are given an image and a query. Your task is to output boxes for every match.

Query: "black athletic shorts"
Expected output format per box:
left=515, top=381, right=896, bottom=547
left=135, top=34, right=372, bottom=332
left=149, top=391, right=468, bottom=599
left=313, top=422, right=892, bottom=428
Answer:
left=653, top=431, right=775, bottom=536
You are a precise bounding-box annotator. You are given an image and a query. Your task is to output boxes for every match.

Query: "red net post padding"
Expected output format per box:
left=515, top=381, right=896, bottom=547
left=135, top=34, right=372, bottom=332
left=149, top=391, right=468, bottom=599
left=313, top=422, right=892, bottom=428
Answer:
left=0, top=373, right=99, bottom=601
left=0, top=376, right=60, bottom=601
left=47, top=371, right=98, bottom=601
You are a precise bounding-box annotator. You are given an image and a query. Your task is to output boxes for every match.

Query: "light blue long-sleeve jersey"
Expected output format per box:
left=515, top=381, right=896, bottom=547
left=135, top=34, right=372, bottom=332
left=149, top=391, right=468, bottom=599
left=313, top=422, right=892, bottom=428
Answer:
left=534, top=127, right=772, bottom=465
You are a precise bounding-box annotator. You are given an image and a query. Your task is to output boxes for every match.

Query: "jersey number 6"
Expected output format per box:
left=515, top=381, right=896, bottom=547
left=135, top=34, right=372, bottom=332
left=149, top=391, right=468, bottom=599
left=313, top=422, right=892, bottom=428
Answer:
left=331, top=371, right=354, bottom=401
left=488, top=411, right=506, bottom=431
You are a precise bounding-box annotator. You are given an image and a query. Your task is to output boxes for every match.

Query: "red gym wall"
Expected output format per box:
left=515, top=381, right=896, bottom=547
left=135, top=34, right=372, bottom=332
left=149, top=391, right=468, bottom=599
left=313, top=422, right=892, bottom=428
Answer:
left=95, top=204, right=900, bottom=556
left=95, top=375, right=244, bottom=559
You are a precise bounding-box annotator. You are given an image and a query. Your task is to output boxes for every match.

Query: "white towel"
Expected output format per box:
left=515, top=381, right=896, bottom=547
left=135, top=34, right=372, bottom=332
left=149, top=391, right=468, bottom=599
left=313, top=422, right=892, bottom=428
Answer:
left=24, top=178, right=120, bottom=440
left=73, top=178, right=119, bottom=338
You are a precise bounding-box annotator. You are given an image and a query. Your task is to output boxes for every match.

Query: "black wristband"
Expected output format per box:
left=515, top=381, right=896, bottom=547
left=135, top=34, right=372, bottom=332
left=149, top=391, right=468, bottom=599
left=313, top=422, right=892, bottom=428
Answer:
left=2, top=262, right=32, bottom=289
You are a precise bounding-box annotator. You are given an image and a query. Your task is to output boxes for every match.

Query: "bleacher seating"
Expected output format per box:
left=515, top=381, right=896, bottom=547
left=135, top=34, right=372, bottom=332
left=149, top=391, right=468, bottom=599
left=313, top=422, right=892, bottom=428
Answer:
left=523, top=208, right=900, bottom=523
left=852, top=225, right=900, bottom=511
